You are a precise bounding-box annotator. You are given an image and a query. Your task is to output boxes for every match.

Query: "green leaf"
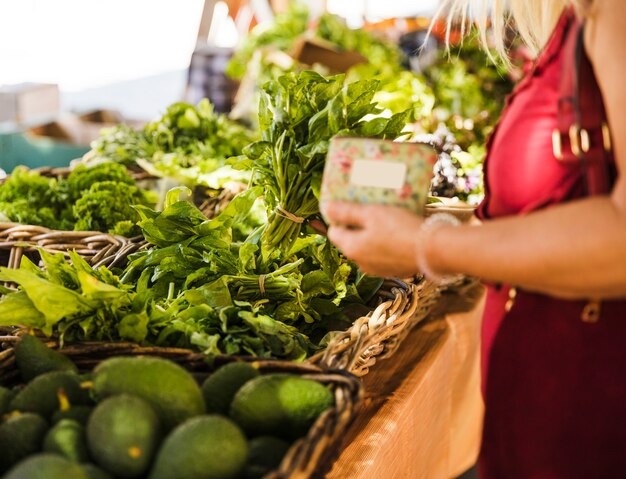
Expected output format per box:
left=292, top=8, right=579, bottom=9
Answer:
left=117, top=312, right=149, bottom=342
left=0, top=291, right=46, bottom=330
left=190, top=332, right=223, bottom=356
left=0, top=267, right=93, bottom=330
left=302, top=270, right=335, bottom=298
left=183, top=277, right=233, bottom=309
left=78, top=271, right=128, bottom=301
left=165, top=186, right=193, bottom=209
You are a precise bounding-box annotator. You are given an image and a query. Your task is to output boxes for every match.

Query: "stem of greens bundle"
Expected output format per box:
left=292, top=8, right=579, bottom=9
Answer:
left=238, top=71, right=411, bottom=264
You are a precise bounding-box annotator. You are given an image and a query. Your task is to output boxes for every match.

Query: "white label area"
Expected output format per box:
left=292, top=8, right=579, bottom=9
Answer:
left=349, top=159, right=407, bottom=189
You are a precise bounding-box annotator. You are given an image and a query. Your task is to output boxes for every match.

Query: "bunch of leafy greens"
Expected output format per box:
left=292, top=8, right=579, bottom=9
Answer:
left=86, top=100, right=257, bottom=188
left=424, top=32, right=514, bottom=150
left=0, top=164, right=154, bottom=235
left=226, top=3, right=310, bottom=80
left=226, top=4, right=516, bottom=203
left=0, top=169, right=62, bottom=228
left=0, top=186, right=382, bottom=360
left=236, top=71, right=410, bottom=263
left=315, top=13, right=405, bottom=69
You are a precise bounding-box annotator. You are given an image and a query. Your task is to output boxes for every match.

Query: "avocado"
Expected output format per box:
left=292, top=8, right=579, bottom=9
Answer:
left=3, top=453, right=88, bottom=479
left=0, top=412, right=49, bottom=473
left=52, top=405, right=93, bottom=426
left=244, top=436, right=291, bottom=478
left=0, top=386, right=12, bottom=415
left=43, top=419, right=89, bottom=463
left=92, top=356, right=205, bottom=430
left=82, top=463, right=114, bottom=479
left=87, top=394, right=161, bottom=479
left=230, top=374, right=334, bottom=439
left=148, top=415, right=248, bottom=479
left=9, top=371, right=92, bottom=418
left=15, top=334, right=78, bottom=382
left=201, top=362, right=259, bottom=415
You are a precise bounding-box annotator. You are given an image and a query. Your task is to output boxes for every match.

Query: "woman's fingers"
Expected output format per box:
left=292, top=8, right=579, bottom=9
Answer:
left=324, top=201, right=370, bottom=229
left=327, top=225, right=362, bottom=257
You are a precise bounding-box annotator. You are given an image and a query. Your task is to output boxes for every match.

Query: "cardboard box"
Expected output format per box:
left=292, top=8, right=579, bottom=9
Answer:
left=26, top=110, right=143, bottom=147
left=0, top=83, right=60, bottom=123
left=292, top=37, right=367, bottom=73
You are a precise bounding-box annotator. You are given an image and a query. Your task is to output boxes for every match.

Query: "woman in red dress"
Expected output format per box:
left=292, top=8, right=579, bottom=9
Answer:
left=324, top=0, right=626, bottom=477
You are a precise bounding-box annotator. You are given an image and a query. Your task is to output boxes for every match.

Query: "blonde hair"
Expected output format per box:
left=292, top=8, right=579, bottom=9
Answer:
left=437, top=0, right=591, bottom=59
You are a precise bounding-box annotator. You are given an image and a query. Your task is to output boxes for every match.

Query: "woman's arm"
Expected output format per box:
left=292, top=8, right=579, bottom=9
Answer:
left=326, top=0, right=626, bottom=300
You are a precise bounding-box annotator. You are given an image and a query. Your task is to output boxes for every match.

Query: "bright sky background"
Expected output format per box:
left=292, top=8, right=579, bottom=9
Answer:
left=0, top=0, right=439, bottom=118
left=0, top=0, right=205, bottom=91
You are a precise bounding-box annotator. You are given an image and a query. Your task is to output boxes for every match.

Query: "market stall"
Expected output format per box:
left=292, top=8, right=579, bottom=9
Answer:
left=0, top=1, right=510, bottom=477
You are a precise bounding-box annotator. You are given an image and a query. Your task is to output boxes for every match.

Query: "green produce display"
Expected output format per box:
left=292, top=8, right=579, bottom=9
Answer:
left=51, top=405, right=93, bottom=427
left=9, top=371, right=92, bottom=418
left=201, top=362, right=259, bottom=415
left=92, top=357, right=204, bottom=430
left=86, top=100, right=258, bottom=188
left=43, top=419, right=89, bottom=463
left=15, top=334, right=78, bottom=381
left=3, top=454, right=89, bottom=479
left=0, top=387, right=12, bottom=416
left=237, top=71, right=409, bottom=260
left=148, top=416, right=248, bottom=479
left=87, top=395, right=161, bottom=478
left=82, top=464, right=114, bottom=479
left=244, top=436, right=291, bottom=479
left=225, top=4, right=516, bottom=203
left=0, top=70, right=401, bottom=362
left=0, top=338, right=334, bottom=479
left=230, top=373, right=334, bottom=439
left=0, top=163, right=154, bottom=236
left=0, top=413, right=49, bottom=473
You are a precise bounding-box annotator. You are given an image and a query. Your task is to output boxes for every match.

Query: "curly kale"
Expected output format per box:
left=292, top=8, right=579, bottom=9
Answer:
left=65, top=162, right=134, bottom=198
left=73, top=181, right=151, bottom=236
left=0, top=165, right=153, bottom=235
left=0, top=168, right=65, bottom=229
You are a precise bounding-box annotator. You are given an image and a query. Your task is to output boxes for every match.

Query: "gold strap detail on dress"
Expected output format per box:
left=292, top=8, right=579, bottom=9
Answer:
left=581, top=300, right=601, bottom=323
left=504, top=287, right=518, bottom=313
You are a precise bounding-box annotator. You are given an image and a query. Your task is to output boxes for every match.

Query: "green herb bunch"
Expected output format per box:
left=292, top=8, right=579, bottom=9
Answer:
left=238, top=71, right=409, bottom=262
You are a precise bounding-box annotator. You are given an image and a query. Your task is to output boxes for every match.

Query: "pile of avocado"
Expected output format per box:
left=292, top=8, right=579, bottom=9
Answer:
left=0, top=335, right=335, bottom=479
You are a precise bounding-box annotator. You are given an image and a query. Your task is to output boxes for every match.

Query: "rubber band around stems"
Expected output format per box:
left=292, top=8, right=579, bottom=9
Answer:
left=258, top=275, right=266, bottom=297
left=275, top=205, right=305, bottom=224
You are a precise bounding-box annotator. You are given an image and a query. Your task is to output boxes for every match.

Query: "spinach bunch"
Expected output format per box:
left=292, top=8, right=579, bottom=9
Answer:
left=238, top=71, right=409, bottom=261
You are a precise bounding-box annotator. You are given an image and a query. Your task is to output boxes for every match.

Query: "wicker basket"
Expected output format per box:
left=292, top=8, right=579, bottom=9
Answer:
left=0, top=223, right=142, bottom=270
left=0, top=337, right=362, bottom=479
left=310, top=277, right=442, bottom=377
left=0, top=166, right=238, bottom=269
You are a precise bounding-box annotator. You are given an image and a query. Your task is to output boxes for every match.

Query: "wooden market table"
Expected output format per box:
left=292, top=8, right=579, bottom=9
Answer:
left=328, top=287, right=486, bottom=479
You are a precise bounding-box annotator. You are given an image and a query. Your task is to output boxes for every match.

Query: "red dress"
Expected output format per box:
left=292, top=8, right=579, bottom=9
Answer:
left=477, top=9, right=626, bottom=479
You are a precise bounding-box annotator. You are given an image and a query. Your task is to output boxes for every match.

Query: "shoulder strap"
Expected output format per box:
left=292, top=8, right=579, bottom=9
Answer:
left=554, top=10, right=616, bottom=195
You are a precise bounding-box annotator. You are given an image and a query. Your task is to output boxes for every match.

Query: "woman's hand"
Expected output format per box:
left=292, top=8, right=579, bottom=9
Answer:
left=324, top=201, right=424, bottom=278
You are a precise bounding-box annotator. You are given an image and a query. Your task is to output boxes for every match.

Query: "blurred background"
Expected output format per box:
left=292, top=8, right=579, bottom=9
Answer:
left=0, top=0, right=439, bottom=119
